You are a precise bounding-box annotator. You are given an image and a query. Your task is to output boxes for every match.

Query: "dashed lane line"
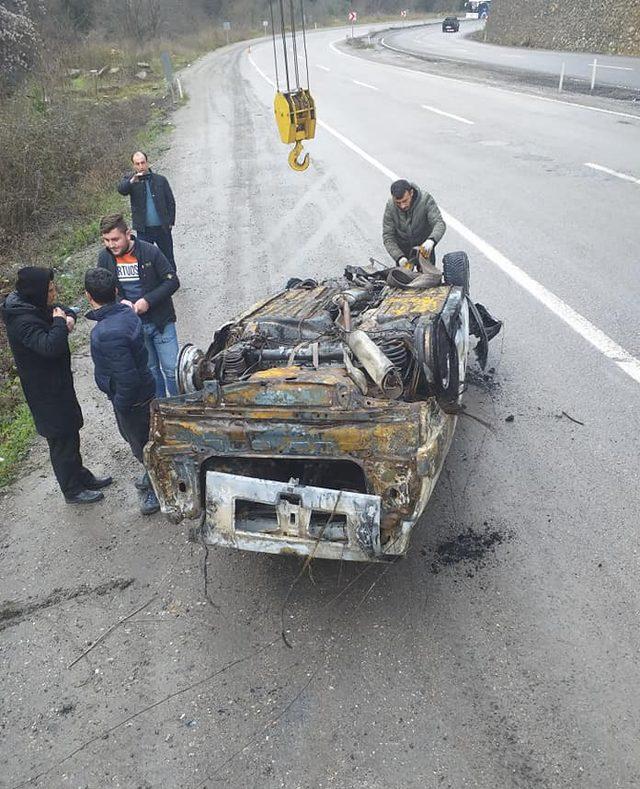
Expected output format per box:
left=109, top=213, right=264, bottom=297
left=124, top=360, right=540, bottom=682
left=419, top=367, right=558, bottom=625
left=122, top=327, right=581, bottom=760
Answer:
left=352, top=79, right=379, bottom=90
left=585, top=162, right=640, bottom=186
left=421, top=104, right=474, bottom=125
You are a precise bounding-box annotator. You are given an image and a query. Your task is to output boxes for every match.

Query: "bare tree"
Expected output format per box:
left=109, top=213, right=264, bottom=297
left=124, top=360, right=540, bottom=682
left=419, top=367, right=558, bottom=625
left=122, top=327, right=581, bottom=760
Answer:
left=0, top=1, right=42, bottom=89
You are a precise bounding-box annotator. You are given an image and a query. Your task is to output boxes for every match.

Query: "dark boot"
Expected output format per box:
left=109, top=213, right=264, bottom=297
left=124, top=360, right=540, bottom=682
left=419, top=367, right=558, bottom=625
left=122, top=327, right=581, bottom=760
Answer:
left=65, top=489, right=105, bottom=504
left=140, top=488, right=160, bottom=515
left=135, top=471, right=151, bottom=491
left=83, top=474, right=113, bottom=490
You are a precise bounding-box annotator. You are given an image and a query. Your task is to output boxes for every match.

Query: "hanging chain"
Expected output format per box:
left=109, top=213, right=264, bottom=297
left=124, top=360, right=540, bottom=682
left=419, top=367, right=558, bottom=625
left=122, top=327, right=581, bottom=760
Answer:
left=299, top=0, right=310, bottom=89
left=268, top=0, right=280, bottom=91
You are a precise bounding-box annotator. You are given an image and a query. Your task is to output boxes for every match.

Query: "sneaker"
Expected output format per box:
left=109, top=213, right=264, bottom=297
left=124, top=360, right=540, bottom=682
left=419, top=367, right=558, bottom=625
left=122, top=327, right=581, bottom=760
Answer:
left=135, top=472, right=151, bottom=491
left=65, top=489, right=105, bottom=504
left=140, top=488, right=160, bottom=515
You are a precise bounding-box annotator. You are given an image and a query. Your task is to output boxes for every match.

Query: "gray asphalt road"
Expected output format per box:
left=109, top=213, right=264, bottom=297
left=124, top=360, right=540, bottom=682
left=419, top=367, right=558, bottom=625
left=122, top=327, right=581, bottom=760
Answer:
left=382, top=20, right=640, bottom=91
left=2, top=25, right=640, bottom=789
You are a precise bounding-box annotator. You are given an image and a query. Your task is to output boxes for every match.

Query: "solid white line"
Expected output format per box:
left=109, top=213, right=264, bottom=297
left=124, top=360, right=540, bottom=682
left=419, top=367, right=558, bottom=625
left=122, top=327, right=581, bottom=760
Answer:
left=248, top=53, right=640, bottom=386
left=355, top=37, right=640, bottom=121
left=422, top=104, right=474, bottom=125
left=584, top=162, right=640, bottom=185
left=352, top=79, right=379, bottom=90
left=596, top=65, right=633, bottom=71
left=248, top=53, right=275, bottom=87
left=316, top=64, right=331, bottom=71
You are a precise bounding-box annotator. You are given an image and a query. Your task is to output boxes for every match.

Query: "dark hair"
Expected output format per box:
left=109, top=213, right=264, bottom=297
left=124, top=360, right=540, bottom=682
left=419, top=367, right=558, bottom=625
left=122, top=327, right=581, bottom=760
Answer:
left=390, top=179, right=412, bottom=199
left=99, top=213, right=128, bottom=235
left=130, top=150, right=148, bottom=162
left=85, top=268, right=117, bottom=304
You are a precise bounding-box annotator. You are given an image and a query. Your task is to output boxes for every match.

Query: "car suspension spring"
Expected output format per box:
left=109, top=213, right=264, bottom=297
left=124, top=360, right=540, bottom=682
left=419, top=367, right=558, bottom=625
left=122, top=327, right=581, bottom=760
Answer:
left=377, top=338, right=408, bottom=375
left=221, top=346, right=247, bottom=382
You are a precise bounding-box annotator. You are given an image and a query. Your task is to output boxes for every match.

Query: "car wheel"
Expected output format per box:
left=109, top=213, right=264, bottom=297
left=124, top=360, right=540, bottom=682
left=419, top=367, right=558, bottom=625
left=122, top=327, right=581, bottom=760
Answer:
left=442, top=251, right=470, bottom=296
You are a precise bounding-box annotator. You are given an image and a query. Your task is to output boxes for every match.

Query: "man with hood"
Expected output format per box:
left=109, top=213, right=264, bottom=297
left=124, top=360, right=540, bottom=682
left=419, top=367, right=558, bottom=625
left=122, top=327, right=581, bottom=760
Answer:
left=84, top=267, right=160, bottom=515
left=1, top=267, right=112, bottom=504
left=383, top=179, right=446, bottom=269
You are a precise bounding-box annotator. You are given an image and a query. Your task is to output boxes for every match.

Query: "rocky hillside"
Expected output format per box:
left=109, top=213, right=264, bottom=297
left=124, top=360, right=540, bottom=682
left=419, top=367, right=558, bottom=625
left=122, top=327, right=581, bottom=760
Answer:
left=485, top=0, right=640, bottom=56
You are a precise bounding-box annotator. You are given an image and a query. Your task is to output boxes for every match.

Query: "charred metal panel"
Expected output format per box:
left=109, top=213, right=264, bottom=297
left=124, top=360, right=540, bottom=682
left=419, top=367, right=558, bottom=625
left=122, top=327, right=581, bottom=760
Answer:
left=204, top=471, right=382, bottom=560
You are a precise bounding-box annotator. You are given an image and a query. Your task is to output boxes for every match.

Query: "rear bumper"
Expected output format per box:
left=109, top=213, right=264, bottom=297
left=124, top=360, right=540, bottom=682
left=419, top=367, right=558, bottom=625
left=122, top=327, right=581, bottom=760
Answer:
left=203, top=471, right=411, bottom=562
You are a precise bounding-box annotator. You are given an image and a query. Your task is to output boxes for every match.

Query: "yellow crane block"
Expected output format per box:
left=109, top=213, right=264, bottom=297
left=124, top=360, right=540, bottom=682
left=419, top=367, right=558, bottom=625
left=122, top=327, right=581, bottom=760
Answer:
left=274, top=88, right=316, bottom=171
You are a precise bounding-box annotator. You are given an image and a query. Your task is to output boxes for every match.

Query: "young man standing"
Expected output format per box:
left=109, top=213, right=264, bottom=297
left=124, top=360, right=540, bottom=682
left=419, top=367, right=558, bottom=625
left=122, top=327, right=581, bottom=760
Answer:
left=117, top=151, right=177, bottom=270
left=98, top=213, right=180, bottom=398
left=85, top=267, right=160, bottom=515
left=1, top=267, right=111, bottom=503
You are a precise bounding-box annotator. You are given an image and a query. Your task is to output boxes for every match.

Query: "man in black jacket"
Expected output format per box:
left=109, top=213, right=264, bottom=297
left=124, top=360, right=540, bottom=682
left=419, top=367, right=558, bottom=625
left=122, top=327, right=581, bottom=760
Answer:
left=117, top=151, right=177, bottom=270
left=98, top=213, right=180, bottom=398
left=85, top=268, right=160, bottom=515
left=1, top=267, right=112, bottom=504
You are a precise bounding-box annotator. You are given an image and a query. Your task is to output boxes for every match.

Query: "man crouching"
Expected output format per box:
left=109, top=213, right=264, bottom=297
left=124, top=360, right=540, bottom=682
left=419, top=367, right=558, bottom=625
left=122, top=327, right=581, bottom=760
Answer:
left=84, top=268, right=160, bottom=515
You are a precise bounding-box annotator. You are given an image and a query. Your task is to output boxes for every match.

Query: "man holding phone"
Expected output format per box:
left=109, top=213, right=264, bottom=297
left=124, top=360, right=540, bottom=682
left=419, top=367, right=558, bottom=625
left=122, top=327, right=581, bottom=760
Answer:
left=117, top=151, right=177, bottom=271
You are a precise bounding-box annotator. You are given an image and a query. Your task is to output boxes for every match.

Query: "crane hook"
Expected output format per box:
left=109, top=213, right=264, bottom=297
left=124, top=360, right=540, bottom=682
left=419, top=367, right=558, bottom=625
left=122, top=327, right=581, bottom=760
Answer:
left=288, top=140, right=310, bottom=172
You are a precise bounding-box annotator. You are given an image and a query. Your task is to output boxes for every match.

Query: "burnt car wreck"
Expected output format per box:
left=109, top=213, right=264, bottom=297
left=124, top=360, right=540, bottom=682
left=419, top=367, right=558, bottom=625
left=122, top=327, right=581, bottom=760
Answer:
left=145, top=253, right=500, bottom=562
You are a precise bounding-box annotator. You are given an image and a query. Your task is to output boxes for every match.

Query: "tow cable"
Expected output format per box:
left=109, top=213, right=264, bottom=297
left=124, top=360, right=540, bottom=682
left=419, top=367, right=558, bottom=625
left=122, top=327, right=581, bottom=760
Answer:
left=268, top=0, right=316, bottom=171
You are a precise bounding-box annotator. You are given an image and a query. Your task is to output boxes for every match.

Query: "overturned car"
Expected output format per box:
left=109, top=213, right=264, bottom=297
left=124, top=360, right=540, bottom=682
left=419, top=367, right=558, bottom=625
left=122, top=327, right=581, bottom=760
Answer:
left=145, top=253, right=500, bottom=562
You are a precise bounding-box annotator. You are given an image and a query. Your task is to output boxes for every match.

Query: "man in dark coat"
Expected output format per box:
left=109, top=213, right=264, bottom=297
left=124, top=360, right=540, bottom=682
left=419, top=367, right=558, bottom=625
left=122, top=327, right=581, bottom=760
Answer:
left=85, top=268, right=160, bottom=515
left=1, top=267, right=112, bottom=503
left=383, top=179, right=446, bottom=269
left=98, top=213, right=180, bottom=399
left=117, top=151, right=177, bottom=270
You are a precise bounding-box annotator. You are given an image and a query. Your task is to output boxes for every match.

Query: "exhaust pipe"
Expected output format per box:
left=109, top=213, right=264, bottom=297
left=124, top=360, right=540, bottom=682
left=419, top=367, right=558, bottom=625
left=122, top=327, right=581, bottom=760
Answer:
left=345, top=330, right=403, bottom=399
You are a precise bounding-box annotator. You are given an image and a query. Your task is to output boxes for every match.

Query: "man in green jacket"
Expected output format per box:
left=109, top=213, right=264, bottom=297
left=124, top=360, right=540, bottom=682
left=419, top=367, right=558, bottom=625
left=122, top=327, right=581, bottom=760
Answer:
left=382, top=179, right=446, bottom=269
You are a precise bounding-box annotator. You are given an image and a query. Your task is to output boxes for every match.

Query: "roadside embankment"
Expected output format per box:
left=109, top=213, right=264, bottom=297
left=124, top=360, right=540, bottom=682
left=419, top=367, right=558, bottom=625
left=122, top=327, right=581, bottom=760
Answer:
left=485, top=0, right=640, bottom=55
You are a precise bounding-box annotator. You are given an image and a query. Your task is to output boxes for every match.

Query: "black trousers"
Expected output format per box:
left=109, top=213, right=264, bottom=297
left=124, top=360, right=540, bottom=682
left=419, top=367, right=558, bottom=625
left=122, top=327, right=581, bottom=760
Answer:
left=47, top=432, right=95, bottom=496
left=113, top=400, right=152, bottom=464
left=138, top=226, right=176, bottom=271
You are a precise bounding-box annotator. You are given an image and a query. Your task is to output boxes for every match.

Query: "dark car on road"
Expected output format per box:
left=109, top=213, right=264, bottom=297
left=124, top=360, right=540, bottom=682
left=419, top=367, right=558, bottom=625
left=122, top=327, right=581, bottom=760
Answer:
left=442, top=16, right=460, bottom=32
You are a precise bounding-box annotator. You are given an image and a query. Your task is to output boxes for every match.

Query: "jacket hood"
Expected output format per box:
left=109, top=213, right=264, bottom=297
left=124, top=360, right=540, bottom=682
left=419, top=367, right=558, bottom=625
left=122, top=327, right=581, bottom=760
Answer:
left=86, top=301, right=131, bottom=322
left=1, top=291, right=42, bottom=321
left=15, top=266, right=53, bottom=310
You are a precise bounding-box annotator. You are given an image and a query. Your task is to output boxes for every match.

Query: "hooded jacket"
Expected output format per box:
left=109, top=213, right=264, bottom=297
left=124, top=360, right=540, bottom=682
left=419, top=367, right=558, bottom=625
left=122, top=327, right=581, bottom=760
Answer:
left=86, top=302, right=155, bottom=412
left=1, top=268, right=83, bottom=438
left=117, top=170, right=176, bottom=232
left=382, top=184, right=446, bottom=263
left=97, top=237, right=179, bottom=331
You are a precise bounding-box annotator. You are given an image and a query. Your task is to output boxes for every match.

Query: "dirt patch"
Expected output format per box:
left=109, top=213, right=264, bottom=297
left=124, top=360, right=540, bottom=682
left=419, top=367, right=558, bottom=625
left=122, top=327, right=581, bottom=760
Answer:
left=429, top=522, right=513, bottom=577
left=467, top=366, right=501, bottom=395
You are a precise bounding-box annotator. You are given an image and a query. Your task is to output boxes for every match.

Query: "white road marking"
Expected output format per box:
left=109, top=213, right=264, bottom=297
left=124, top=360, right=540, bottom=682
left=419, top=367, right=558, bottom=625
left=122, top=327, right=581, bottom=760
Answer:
left=352, top=79, right=379, bottom=90
left=584, top=162, right=640, bottom=185
left=596, top=65, right=633, bottom=71
left=248, top=52, right=640, bottom=385
left=349, top=37, right=640, bottom=121
left=248, top=53, right=275, bottom=87
left=316, top=64, right=331, bottom=71
left=422, top=104, right=474, bottom=125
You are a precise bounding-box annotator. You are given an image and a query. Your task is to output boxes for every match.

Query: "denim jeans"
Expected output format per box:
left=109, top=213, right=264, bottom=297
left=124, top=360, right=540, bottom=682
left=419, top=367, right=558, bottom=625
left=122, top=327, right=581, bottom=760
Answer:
left=142, top=321, right=179, bottom=397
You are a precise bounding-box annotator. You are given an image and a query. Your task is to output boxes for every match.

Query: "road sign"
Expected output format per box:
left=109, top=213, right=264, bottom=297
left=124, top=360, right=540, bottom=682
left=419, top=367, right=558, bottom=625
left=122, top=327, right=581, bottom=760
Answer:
left=262, top=20, right=268, bottom=28
left=223, top=21, right=231, bottom=30
left=348, top=10, right=357, bottom=22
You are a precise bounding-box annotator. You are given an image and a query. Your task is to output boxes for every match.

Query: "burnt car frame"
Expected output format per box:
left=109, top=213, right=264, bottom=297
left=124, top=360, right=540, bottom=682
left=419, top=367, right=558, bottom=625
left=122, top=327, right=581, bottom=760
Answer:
left=145, top=255, right=496, bottom=563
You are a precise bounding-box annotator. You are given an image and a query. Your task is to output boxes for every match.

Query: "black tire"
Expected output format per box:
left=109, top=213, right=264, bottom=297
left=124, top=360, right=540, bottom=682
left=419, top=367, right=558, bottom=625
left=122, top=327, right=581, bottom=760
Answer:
left=442, top=251, right=470, bottom=296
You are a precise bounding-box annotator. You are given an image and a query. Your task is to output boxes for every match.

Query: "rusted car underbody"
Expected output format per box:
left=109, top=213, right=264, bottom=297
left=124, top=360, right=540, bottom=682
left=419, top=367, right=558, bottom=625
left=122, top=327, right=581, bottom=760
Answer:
left=145, top=260, right=497, bottom=562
